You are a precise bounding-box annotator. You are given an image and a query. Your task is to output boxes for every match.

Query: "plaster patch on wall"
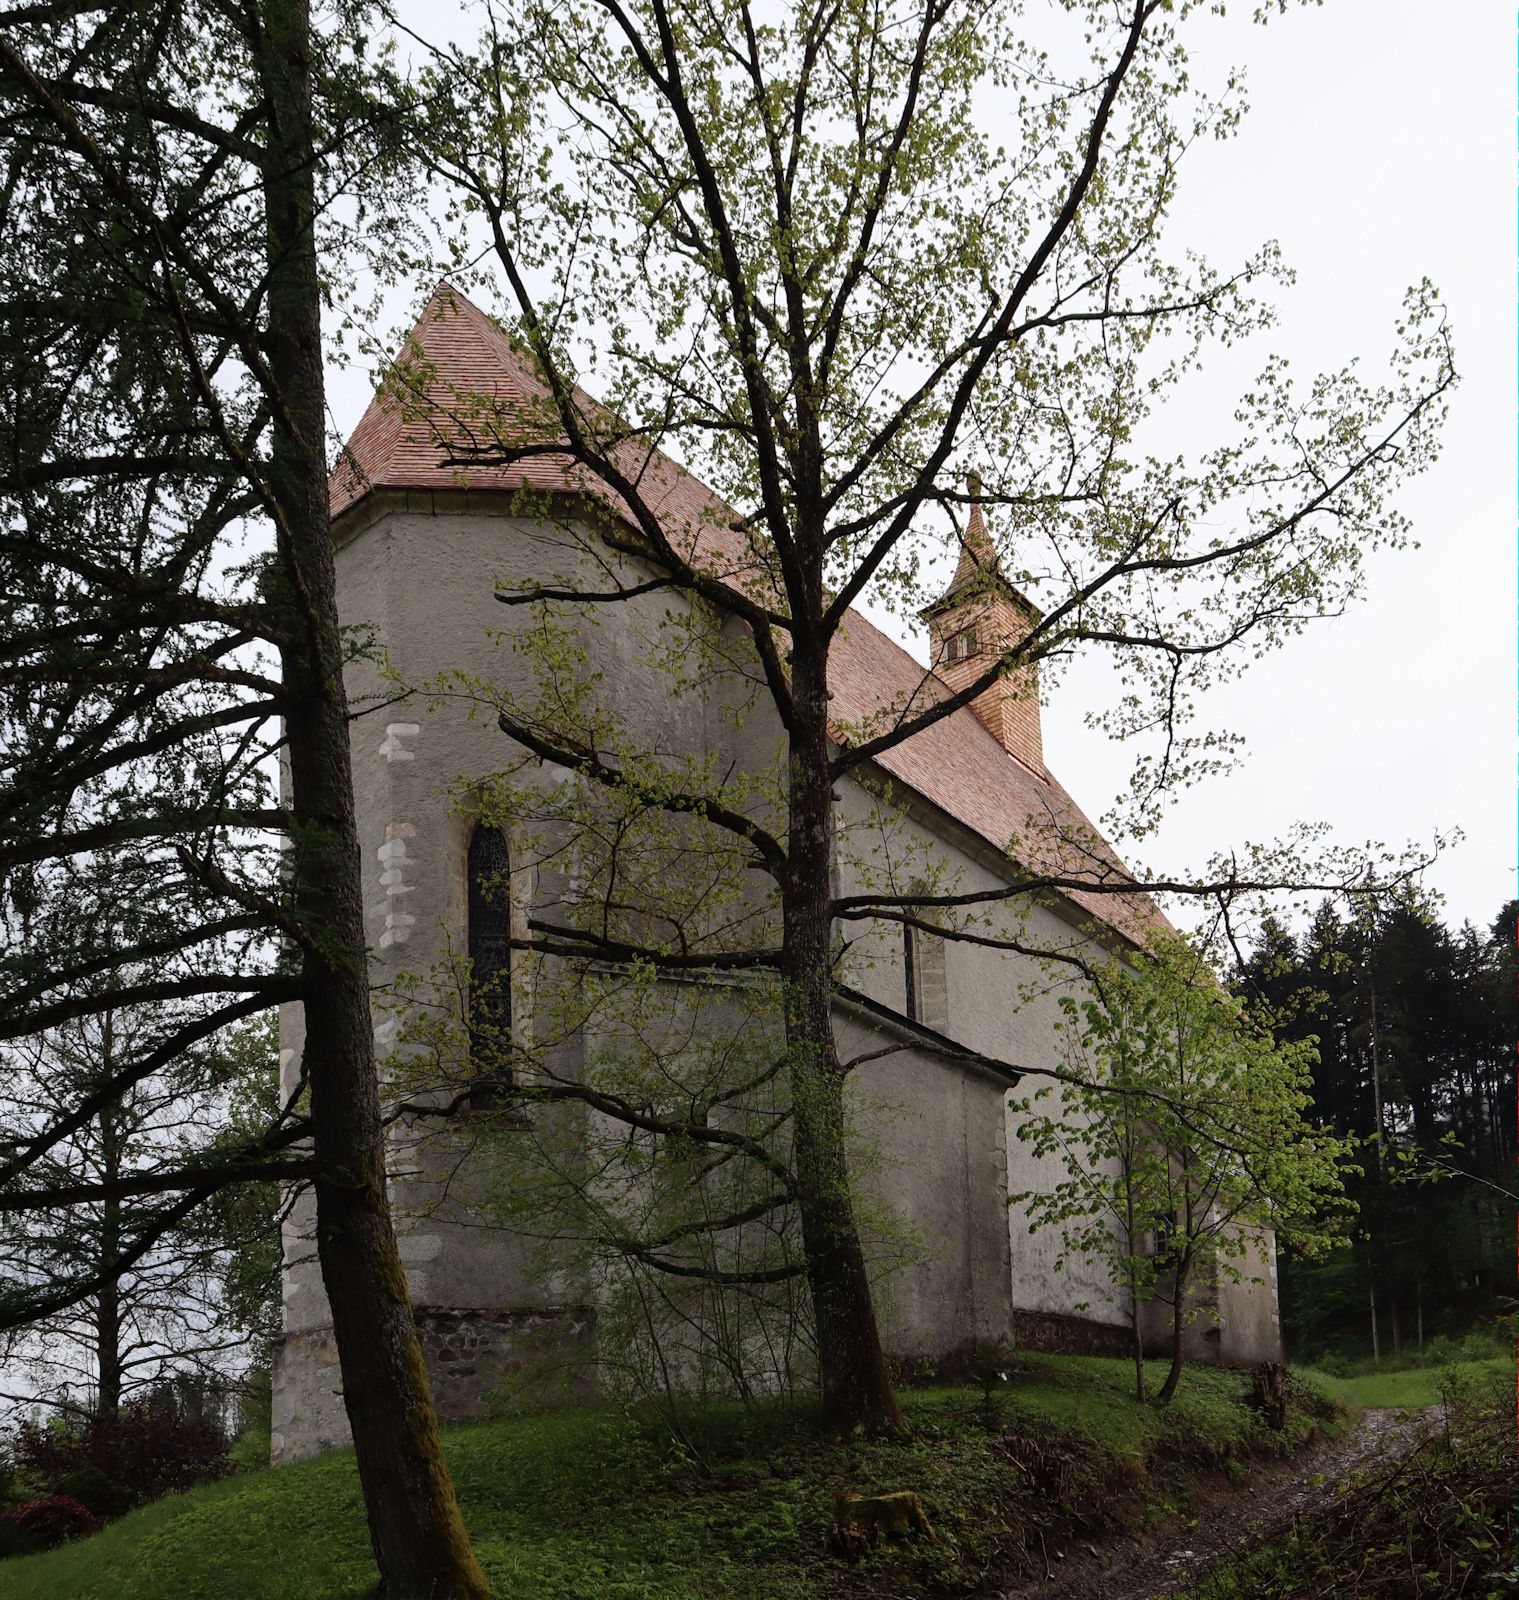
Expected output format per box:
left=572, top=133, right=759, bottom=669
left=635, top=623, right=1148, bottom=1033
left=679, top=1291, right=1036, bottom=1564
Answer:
left=377, top=822, right=418, bottom=948
left=379, top=722, right=420, bottom=762
left=399, top=1232, right=444, bottom=1263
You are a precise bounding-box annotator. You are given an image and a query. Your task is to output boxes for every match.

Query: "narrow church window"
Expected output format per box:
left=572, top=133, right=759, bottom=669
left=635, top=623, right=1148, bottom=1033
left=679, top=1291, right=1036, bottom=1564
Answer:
left=1147, top=1212, right=1178, bottom=1265
left=903, top=923, right=949, bottom=1031
left=467, top=825, right=512, bottom=1110
left=903, top=921, right=917, bottom=1021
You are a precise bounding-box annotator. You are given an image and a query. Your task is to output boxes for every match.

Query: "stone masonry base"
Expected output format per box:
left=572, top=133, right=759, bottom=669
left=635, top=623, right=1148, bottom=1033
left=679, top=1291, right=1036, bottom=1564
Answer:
left=1009, top=1308, right=1136, bottom=1360
left=270, top=1303, right=596, bottom=1464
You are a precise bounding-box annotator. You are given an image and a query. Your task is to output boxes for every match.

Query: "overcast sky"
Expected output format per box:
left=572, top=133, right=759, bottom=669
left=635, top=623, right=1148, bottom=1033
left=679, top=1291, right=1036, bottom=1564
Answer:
left=332, top=0, right=1512, bottom=936
left=1015, top=0, right=1514, bottom=935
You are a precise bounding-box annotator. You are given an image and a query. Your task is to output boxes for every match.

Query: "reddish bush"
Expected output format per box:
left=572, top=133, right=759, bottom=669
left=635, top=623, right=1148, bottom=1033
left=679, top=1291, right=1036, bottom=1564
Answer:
left=2, top=1494, right=98, bottom=1551
left=12, top=1405, right=231, bottom=1516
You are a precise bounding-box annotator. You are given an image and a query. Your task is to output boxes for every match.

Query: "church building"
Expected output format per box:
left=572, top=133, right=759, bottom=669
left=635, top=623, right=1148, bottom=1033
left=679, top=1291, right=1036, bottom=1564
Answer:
left=270, top=287, right=1282, bottom=1463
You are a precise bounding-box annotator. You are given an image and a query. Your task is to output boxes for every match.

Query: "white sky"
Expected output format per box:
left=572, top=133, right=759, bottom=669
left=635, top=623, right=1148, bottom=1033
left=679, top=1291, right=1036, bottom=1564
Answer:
left=1019, top=0, right=1514, bottom=935
left=331, top=0, right=1513, bottom=936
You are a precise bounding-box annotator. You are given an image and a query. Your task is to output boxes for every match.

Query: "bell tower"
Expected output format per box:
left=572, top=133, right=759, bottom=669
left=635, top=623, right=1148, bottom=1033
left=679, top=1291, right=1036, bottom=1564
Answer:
left=920, top=476, right=1045, bottom=777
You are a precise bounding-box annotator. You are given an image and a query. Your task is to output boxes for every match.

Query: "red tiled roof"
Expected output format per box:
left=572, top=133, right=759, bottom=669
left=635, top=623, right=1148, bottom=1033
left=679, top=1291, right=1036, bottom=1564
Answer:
left=332, top=285, right=1167, bottom=947
left=331, top=290, right=581, bottom=519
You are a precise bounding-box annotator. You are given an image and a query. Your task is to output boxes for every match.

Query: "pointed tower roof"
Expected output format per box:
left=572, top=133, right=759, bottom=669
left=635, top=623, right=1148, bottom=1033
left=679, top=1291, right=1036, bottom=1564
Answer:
left=920, top=473, right=1035, bottom=622
left=947, top=472, right=997, bottom=587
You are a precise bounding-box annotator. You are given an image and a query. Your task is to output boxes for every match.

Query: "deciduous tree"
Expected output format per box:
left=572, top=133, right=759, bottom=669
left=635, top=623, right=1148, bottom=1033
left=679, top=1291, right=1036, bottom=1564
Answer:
left=1013, top=934, right=1350, bottom=1404
left=399, top=0, right=1452, bottom=1432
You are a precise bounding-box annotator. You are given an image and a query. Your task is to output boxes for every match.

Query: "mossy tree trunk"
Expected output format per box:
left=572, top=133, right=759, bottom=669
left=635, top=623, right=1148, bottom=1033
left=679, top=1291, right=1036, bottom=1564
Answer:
left=783, top=637, right=904, bottom=1436
left=258, top=2, right=490, bottom=1593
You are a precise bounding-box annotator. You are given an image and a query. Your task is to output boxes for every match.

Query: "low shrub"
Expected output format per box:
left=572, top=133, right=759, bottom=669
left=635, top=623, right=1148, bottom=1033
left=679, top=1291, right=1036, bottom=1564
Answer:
left=1282, top=1370, right=1338, bottom=1423
left=1456, top=1318, right=1512, bottom=1363
left=1301, top=1314, right=1514, bottom=1379
left=1, top=1496, right=98, bottom=1556
left=47, top=1467, right=135, bottom=1522
left=12, top=1405, right=231, bottom=1518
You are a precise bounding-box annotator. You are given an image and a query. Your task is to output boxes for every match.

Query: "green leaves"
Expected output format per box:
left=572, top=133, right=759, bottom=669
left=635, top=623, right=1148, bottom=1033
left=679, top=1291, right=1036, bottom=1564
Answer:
left=1011, top=931, right=1354, bottom=1366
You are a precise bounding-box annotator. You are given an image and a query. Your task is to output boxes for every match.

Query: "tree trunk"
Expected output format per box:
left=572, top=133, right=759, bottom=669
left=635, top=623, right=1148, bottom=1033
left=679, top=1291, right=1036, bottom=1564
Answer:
left=95, top=1105, right=122, bottom=1420
left=1122, top=1172, right=1146, bottom=1403
left=1155, top=1258, right=1189, bottom=1406
left=94, top=1015, right=124, bottom=1420
left=783, top=661, right=902, bottom=1435
left=258, top=3, right=489, bottom=1594
left=1367, top=1242, right=1381, bottom=1366
left=1129, top=1268, right=1147, bottom=1404
left=1368, top=976, right=1386, bottom=1180
left=94, top=1273, right=121, bottom=1420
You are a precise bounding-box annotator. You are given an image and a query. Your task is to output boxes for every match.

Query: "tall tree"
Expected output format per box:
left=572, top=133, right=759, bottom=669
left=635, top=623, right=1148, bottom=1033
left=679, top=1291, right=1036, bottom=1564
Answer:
left=400, top=0, right=1452, bottom=1431
left=1239, top=895, right=1516, bottom=1359
left=0, top=3, right=488, bottom=1591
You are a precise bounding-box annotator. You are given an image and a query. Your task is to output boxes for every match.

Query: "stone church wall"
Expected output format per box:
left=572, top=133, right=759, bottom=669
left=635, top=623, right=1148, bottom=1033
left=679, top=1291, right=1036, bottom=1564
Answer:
left=271, top=496, right=1281, bottom=1462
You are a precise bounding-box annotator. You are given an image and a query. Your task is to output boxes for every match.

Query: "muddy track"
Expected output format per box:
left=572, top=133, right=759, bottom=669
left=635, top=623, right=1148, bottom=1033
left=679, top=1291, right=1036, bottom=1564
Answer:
left=978, top=1408, right=1430, bottom=1600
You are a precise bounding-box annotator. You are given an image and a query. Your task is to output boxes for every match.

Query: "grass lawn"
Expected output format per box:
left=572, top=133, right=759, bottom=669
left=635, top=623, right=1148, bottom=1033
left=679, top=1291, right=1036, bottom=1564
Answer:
left=1295, top=1354, right=1513, bottom=1412
left=2, top=1355, right=1341, bottom=1600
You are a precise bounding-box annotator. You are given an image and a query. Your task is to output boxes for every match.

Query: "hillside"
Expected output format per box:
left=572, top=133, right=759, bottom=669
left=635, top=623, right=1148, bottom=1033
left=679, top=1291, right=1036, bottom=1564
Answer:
left=3, top=1355, right=1339, bottom=1600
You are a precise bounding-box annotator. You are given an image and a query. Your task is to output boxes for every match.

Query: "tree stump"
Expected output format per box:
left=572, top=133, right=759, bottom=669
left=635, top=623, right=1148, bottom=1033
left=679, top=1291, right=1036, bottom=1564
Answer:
left=1250, top=1360, right=1287, bottom=1430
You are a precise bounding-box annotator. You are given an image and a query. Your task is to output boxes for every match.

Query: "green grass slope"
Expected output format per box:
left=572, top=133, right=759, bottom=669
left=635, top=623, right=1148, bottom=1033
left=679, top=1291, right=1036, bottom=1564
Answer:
left=1295, top=1355, right=1513, bottom=1412
left=3, top=1355, right=1340, bottom=1600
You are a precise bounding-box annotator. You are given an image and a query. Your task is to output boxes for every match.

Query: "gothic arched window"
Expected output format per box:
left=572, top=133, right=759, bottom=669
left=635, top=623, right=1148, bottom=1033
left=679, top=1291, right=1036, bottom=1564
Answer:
left=467, top=825, right=512, bottom=1108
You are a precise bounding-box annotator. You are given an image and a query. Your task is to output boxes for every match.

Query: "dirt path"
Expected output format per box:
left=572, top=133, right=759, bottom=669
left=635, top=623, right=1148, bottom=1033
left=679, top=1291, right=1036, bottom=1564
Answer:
left=979, top=1408, right=1429, bottom=1600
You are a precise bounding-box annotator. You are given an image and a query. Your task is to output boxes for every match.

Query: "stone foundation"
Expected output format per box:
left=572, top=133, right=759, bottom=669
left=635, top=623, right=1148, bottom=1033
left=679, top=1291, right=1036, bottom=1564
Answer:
left=270, top=1326, right=350, bottom=1465
left=271, top=1303, right=596, bottom=1464
left=1009, top=1304, right=1277, bottom=1369
left=1010, top=1308, right=1134, bottom=1359
left=418, top=1304, right=597, bottom=1418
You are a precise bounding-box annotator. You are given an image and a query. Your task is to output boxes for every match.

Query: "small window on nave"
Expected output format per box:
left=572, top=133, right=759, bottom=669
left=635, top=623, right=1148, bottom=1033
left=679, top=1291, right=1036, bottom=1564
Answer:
left=466, top=825, right=512, bottom=1110
left=903, top=922, right=949, bottom=1031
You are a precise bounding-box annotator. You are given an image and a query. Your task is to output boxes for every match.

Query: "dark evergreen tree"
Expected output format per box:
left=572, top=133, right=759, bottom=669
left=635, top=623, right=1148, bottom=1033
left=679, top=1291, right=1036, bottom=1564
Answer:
left=1239, top=895, right=1515, bottom=1361
left=0, top=4, right=488, bottom=1591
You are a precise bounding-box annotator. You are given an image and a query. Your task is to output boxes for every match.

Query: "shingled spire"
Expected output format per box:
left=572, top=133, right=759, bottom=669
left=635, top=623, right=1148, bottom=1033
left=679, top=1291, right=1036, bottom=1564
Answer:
left=921, top=475, right=1045, bottom=777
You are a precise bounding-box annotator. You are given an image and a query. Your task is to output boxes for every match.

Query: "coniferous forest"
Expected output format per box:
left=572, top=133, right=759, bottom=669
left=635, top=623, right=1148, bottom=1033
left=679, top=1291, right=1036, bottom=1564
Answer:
left=1237, top=897, right=1515, bottom=1364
